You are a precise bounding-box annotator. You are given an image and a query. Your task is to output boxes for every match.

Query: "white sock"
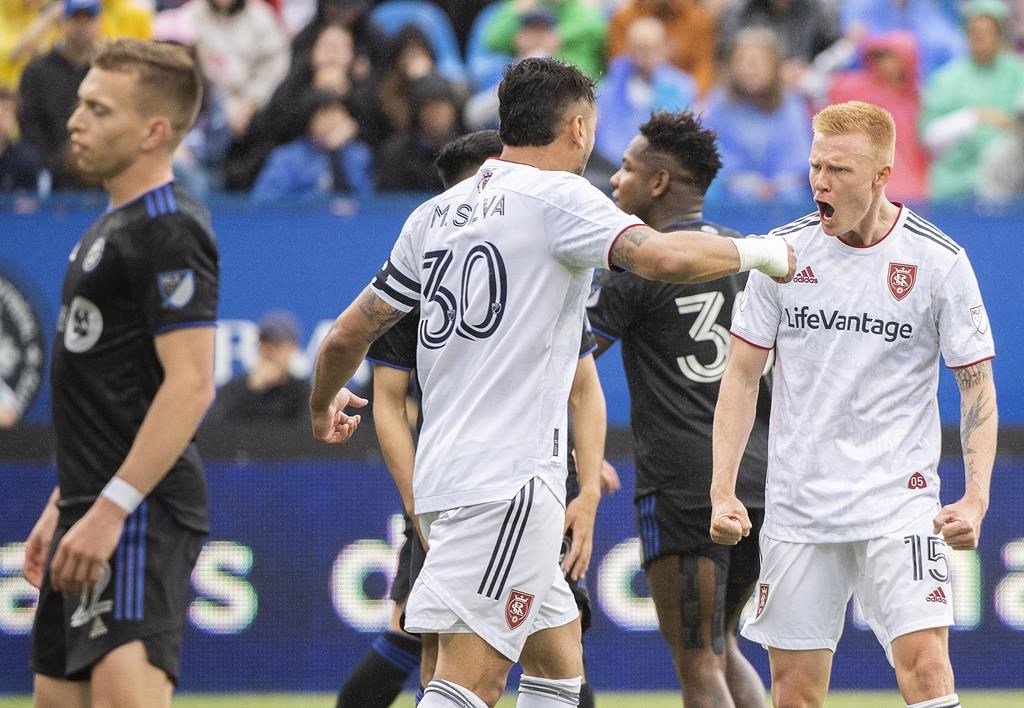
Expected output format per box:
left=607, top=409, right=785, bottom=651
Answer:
left=517, top=675, right=582, bottom=706
left=907, top=694, right=960, bottom=708
left=419, top=679, right=489, bottom=708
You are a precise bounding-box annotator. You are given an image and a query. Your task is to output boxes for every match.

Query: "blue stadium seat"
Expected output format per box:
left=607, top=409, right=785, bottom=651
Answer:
left=465, top=2, right=511, bottom=91
left=370, top=0, right=467, bottom=84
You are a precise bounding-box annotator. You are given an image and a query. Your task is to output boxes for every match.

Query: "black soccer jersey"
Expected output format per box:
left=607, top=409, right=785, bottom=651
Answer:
left=587, top=220, right=769, bottom=509
left=50, top=182, right=219, bottom=532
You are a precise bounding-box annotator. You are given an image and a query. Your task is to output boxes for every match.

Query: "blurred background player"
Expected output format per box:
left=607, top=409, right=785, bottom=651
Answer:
left=337, top=128, right=613, bottom=708
left=711, top=101, right=998, bottom=708
left=587, top=110, right=769, bottom=708
left=21, top=39, right=217, bottom=708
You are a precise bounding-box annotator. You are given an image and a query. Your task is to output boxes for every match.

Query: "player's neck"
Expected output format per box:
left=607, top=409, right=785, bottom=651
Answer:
left=104, top=158, right=176, bottom=210
left=648, top=203, right=703, bottom=232
left=844, top=196, right=900, bottom=247
left=498, top=145, right=578, bottom=173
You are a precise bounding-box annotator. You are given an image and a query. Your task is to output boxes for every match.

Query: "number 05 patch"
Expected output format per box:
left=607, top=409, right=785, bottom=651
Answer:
left=157, top=269, right=196, bottom=309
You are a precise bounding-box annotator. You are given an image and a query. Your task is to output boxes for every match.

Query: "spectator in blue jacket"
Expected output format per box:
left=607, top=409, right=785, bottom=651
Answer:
left=595, top=16, right=698, bottom=165
left=702, top=27, right=812, bottom=204
left=252, top=91, right=373, bottom=202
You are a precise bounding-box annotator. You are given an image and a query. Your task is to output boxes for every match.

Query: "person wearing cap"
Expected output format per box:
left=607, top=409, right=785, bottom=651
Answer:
left=977, top=92, right=1024, bottom=203
left=205, top=311, right=312, bottom=424
left=250, top=90, right=373, bottom=202
left=921, top=0, right=1024, bottom=201
left=16, top=0, right=101, bottom=189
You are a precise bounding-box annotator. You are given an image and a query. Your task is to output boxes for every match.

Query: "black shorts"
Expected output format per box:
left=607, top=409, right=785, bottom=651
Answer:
left=636, top=493, right=763, bottom=617
left=390, top=515, right=426, bottom=605
left=31, top=500, right=205, bottom=683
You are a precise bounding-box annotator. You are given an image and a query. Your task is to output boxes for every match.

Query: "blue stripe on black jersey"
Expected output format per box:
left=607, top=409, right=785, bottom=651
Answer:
left=162, top=185, right=178, bottom=213
left=135, top=502, right=148, bottom=620
left=590, top=325, right=619, bottom=343
left=365, top=356, right=413, bottom=372
left=144, top=193, right=157, bottom=219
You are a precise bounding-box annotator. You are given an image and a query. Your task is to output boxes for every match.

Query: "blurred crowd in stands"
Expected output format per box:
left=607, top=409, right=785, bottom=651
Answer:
left=3, top=0, right=1024, bottom=204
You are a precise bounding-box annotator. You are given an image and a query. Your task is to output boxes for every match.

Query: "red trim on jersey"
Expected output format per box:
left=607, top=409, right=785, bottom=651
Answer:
left=948, top=354, right=995, bottom=370
left=729, top=331, right=773, bottom=351
left=607, top=223, right=647, bottom=272
left=836, top=202, right=903, bottom=249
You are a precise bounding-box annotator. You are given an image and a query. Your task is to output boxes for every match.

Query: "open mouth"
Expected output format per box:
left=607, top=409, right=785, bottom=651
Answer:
left=816, top=200, right=835, bottom=221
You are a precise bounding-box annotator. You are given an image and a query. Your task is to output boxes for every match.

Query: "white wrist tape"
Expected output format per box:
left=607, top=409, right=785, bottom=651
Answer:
left=101, top=477, right=144, bottom=514
left=735, top=236, right=790, bottom=277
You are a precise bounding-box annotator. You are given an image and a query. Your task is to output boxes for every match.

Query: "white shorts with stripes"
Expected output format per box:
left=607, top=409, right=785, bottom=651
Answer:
left=406, top=477, right=579, bottom=661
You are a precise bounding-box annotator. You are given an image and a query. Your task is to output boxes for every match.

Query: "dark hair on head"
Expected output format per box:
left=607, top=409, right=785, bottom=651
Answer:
left=385, top=24, right=436, bottom=68
left=434, top=129, right=502, bottom=187
left=497, top=57, right=595, bottom=147
left=638, top=110, right=722, bottom=193
left=92, top=39, right=203, bottom=137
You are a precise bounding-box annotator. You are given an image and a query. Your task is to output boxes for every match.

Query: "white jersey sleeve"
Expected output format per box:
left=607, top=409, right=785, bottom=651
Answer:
left=370, top=213, right=422, bottom=313
left=541, top=175, right=642, bottom=270
left=730, top=260, right=781, bottom=349
left=935, top=250, right=995, bottom=368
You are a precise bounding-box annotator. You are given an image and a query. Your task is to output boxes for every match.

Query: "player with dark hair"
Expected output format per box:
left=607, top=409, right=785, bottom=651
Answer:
left=338, top=128, right=607, bottom=707
left=310, top=57, right=793, bottom=708
left=588, top=110, right=769, bottom=707
left=22, top=39, right=217, bottom=708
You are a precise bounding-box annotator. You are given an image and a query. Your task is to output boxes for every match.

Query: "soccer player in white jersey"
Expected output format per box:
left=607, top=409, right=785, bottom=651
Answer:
left=710, top=101, right=998, bottom=708
left=309, top=57, right=795, bottom=708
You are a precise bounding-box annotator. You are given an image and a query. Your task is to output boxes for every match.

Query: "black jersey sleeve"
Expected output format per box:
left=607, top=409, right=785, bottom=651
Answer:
left=367, top=306, right=418, bottom=371
left=125, top=215, right=219, bottom=334
left=586, top=269, right=642, bottom=342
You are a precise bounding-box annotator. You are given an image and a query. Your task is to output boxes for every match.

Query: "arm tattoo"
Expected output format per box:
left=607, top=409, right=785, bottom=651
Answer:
left=355, top=288, right=406, bottom=342
left=608, top=226, right=650, bottom=272
left=954, top=361, right=992, bottom=390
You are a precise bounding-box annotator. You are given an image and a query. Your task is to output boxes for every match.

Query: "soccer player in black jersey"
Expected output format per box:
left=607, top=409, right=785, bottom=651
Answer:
left=587, top=111, right=770, bottom=707
left=337, top=130, right=612, bottom=708
left=21, top=39, right=218, bottom=708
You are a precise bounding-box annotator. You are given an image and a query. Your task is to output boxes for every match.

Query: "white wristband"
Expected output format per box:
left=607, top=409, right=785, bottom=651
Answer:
left=734, top=236, right=790, bottom=278
left=101, top=477, right=144, bottom=514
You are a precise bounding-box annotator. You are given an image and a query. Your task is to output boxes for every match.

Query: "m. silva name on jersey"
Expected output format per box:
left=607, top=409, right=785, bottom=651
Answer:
left=784, top=305, right=913, bottom=342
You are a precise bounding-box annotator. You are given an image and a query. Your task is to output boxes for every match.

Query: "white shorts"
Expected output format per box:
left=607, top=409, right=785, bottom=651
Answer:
left=406, top=477, right=579, bottom=661
left=741, top=506, right=953, bottom=664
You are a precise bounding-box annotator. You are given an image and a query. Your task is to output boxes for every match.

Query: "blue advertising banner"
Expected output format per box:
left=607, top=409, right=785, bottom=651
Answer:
left=2, top=456, right=1022, bottom=693
left=1, top=199, right=1022, bottom=426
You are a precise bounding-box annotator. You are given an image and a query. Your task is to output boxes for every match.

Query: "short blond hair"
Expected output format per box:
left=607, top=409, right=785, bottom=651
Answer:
left=812, top=101, right=895, bottom=165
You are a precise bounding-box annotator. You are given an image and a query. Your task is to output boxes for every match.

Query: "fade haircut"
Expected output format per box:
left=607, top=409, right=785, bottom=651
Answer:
left=92, top=39, right=203, bottom=140
left=812, top=101, right=895, bottom=166
left=498, top=57, right=596, bottom=147
left=435, top=130, right=502, bottom=188
left=639, top=110, right=722, bottom=193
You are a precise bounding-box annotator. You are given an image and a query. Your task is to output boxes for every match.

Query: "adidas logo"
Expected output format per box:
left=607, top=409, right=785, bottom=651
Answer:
left=926, top=587, right=948, bottom=604
left=793, top=266, right=818, bottom=284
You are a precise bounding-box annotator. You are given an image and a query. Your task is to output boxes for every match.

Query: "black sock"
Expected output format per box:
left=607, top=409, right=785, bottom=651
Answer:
left=578, top=681, right=595, bottom=708
left=336, top=631, right=422, bottom=708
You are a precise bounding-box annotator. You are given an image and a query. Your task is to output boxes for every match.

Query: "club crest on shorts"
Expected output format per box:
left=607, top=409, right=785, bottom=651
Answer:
left=907, top=471, right=927, bottom=490
left=756, top=583, right=769, bottom=618
left=505, top=589, right=534, bottom=630
left=888, top=263, right=917, bottom=301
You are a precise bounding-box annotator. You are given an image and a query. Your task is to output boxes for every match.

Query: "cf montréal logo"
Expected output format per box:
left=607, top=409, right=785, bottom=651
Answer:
left=0, top=271, right=45, bottom=427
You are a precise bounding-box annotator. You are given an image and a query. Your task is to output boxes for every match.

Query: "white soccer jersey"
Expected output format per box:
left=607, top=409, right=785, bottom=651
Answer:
left=371, top=158, right=642, bottom=514
left=732, top=205, right=995, bottom=543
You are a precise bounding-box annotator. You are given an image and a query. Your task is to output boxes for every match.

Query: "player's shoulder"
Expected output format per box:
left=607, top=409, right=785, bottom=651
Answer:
left=766, top=211, right=820, bottom=242
left=899, top=207, right=963, bottom=262
left=486, top=159, right=606, bottom=208
left=117, top=183, right=215, bottom=247
left=667, top=219, right=744, bottom=240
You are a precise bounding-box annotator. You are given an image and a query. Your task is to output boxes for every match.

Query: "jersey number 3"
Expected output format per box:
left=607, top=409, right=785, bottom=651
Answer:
left=420, top=243, right=508, bottom=349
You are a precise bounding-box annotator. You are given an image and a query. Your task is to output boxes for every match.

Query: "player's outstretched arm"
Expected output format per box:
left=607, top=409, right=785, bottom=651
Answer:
left=564, top=353, right=605, bottom=581
left=373, top=364, right=417, bottom=517
left=934, top=360, right=998, bottom=550
left=50, top=326, right=217, bottom=595
left=310, top=286, right=402, bottom=443
left=609, top=225, right=797, bottom=284
left=710, top=336, right=769, bottom=545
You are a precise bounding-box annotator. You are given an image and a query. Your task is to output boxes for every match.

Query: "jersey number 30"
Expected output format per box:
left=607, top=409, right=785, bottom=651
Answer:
left=420, top=243, right=508, bottom=349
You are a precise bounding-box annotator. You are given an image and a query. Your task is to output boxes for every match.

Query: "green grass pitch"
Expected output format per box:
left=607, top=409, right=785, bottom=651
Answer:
left=2, top=692, right=1023, bottom=707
